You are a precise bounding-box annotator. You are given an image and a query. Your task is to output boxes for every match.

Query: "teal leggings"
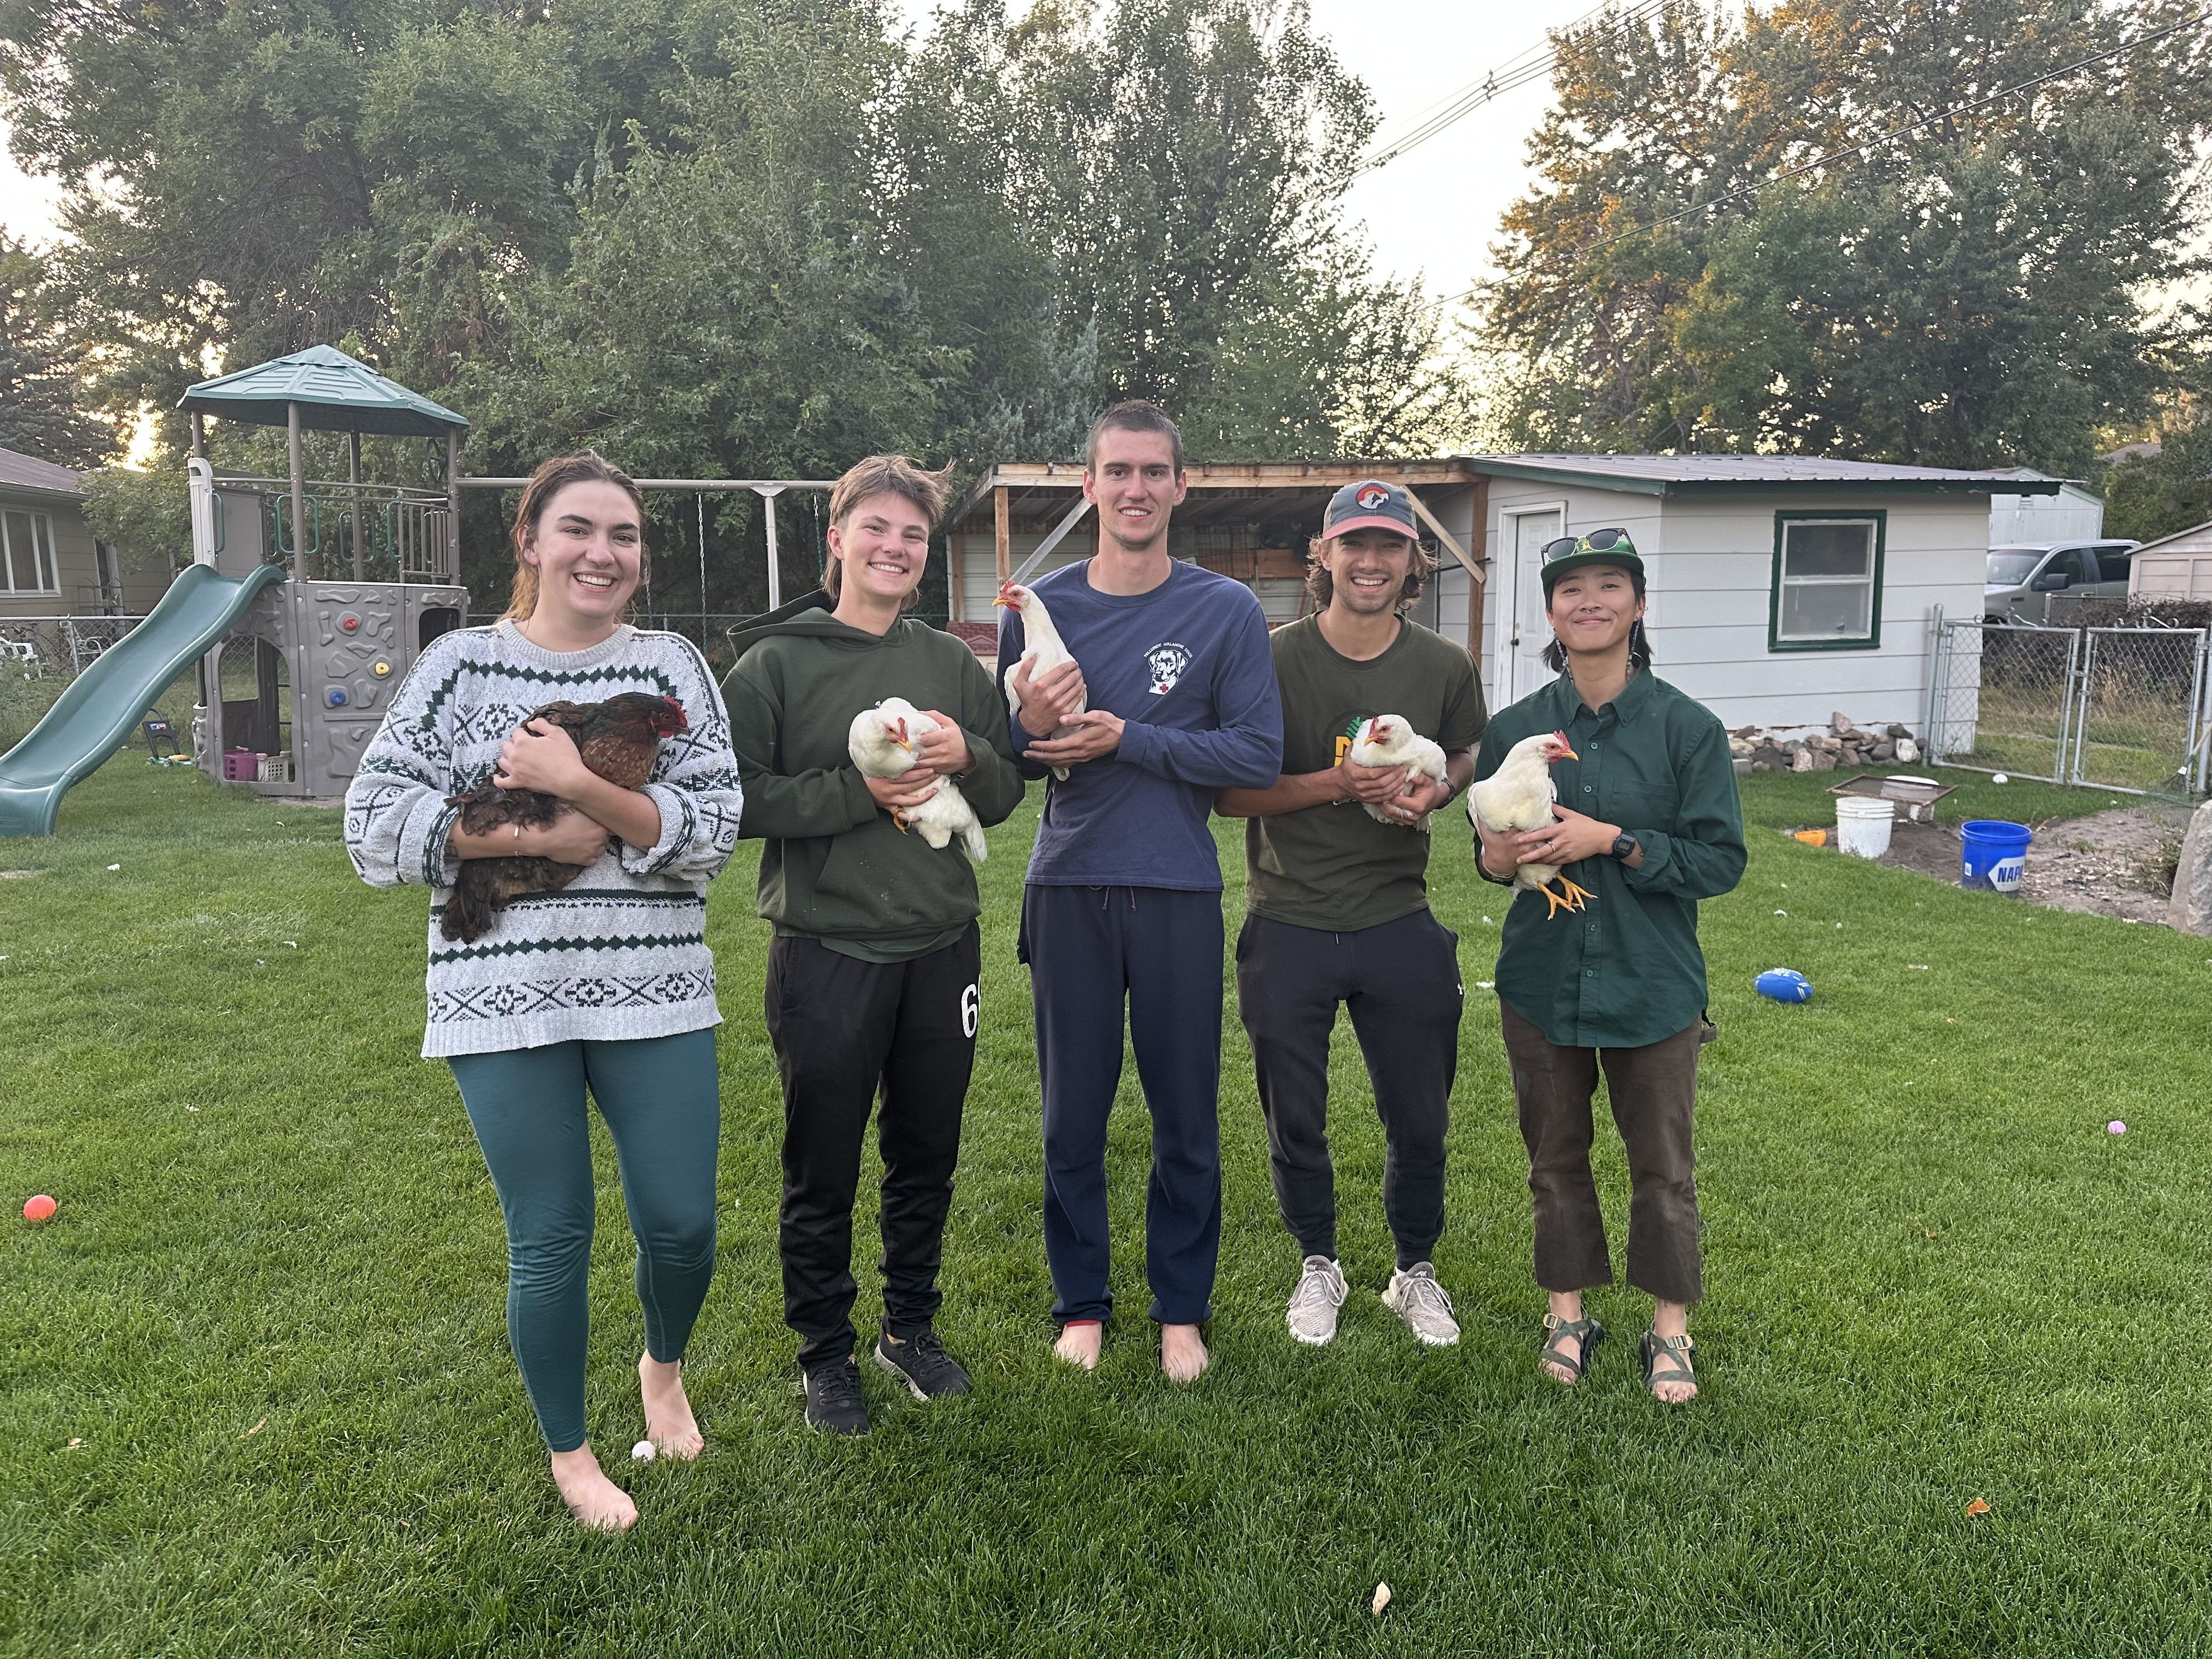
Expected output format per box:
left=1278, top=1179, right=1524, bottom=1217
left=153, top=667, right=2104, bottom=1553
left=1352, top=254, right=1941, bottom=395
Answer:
left=448, top=1029, right=720, bottom=1453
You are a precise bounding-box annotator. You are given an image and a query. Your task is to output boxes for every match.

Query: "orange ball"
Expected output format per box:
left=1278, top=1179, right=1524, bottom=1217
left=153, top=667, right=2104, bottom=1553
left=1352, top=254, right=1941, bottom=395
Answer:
left=22, top=1194, right=56, bottom=1222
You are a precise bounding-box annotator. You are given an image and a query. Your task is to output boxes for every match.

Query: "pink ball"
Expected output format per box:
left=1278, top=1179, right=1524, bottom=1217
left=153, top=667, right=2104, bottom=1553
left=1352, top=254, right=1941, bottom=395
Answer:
left=22, top=1194, right=56, bottom=1222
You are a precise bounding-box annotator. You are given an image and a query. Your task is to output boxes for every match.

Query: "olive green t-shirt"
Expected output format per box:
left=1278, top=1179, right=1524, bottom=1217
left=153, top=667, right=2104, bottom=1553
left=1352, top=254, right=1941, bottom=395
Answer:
left=1243, top=614, right=1487, bottom=932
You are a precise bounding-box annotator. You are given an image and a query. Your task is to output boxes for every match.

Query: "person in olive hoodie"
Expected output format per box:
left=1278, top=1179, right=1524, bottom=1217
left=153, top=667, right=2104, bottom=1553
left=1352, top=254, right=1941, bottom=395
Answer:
left=723, top=455, right=1024, bottom=1435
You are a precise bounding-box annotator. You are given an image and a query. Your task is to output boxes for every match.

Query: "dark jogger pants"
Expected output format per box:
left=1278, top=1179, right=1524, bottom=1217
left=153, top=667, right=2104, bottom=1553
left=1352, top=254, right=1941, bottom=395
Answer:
left=1020, top=884, right=1223, bottom=1327
left=1499, top=1000, right=1703, bottom=1305
left=448, top=1029, right=721, bottom=1454
left=1235, top=908, right=1463, bottom=1269
left=766, top=925, right=981, bottom=1369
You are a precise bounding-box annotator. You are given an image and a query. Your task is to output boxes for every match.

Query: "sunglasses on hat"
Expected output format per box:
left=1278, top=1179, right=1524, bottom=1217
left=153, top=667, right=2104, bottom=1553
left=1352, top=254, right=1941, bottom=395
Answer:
left=1541, top=527, right=1633, bottom=563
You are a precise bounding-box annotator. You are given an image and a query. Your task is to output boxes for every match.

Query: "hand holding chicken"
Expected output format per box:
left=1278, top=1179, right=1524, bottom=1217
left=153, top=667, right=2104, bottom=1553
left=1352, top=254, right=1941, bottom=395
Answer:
left=995, top=579, right=1087, bottom=780
left=1348, top=714, right=1449, bottom=831
left=442, top=692, right=688, bottom=941
left=848, top=697, right=989, bottom=862
left=1468, top=729, right=1595, bottom=919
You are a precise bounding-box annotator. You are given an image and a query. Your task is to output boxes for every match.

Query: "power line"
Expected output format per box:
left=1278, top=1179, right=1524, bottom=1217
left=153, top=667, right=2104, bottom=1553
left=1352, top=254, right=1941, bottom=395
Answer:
left=1356, top=0, right=1668, bottom=173
left=1443, top=10, right=2207, bottom=306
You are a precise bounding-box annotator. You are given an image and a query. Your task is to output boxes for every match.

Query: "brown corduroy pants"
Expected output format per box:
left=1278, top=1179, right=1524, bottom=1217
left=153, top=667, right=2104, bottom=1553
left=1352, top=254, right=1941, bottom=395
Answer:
left=1499, top=1001, right=1703, bottom=1305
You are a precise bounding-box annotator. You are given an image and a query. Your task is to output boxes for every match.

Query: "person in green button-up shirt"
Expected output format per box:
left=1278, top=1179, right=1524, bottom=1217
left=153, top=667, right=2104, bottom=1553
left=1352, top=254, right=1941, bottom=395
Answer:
left=1471, top=529, right=1744, bottom=1404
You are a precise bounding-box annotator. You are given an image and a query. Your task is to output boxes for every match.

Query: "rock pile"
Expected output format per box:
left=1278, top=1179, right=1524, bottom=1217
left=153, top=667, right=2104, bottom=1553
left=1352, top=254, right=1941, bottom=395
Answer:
left=1728, top=710, right=1922, bottom=774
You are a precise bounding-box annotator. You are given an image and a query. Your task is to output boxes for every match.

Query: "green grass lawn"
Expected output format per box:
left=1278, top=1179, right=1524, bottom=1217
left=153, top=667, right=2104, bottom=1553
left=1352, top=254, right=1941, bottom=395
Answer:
left=5, top=755, right=2211, bottom=1656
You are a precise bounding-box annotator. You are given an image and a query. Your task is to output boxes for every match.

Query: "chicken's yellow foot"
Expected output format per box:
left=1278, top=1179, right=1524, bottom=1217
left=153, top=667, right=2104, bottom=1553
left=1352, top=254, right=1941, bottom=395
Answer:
left=890, top=812, right=912, bottom=834
left=1542, top=877, right=1596, bottom=919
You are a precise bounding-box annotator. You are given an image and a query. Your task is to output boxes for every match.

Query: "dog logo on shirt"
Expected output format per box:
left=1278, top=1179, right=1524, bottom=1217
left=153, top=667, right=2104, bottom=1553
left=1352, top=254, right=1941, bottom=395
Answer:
left=1144, top=641, right=1193, bottom=696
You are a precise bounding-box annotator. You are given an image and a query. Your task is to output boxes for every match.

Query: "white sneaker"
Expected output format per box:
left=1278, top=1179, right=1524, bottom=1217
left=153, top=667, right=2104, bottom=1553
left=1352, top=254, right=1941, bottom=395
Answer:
left=1285, top=1255, right=1348, bottom=1345
left=1381, top=1262, right=1461, bottom=1346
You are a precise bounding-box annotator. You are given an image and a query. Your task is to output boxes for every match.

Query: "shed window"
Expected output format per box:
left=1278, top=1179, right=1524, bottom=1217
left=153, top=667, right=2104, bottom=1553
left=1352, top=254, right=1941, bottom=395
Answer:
left=1769, top=514, right=1884, bottom=652
left=1, top=511, right=58, bottom=594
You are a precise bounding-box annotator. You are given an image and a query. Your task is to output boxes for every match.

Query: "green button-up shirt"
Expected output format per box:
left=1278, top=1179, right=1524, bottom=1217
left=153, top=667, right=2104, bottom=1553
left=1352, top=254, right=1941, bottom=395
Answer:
left=1472, top=670, right=1746, bottom=1049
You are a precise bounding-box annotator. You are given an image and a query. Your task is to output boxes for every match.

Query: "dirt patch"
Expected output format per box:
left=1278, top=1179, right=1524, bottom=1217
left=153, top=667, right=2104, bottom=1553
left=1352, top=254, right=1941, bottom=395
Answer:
left=1809, top=806, right=2185, bottom=925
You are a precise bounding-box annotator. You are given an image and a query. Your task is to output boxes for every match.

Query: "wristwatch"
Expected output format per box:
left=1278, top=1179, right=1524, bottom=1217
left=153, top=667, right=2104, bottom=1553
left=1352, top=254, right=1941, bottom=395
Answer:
left=1609, top=831, right=1639, bottom=861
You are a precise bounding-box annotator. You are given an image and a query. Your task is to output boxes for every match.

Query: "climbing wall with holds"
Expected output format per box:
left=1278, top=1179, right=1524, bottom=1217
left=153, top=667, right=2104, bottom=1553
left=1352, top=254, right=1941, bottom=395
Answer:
left=290, top=582, right=467, bottom=794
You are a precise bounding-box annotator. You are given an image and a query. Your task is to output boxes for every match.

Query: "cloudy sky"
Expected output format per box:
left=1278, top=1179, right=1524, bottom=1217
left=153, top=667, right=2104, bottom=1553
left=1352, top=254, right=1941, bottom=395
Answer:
left=0, top=0, right=1600, bottom=291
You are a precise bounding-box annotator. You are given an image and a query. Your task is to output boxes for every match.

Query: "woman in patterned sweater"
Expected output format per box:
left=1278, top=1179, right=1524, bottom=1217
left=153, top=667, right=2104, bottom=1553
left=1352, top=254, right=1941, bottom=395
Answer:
left=344, top=453, right=742, bottom=1531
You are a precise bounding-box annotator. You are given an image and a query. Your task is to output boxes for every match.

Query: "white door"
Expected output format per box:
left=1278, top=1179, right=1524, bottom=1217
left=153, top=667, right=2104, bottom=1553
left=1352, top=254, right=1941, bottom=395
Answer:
left=1502, top=508, right=1563, bottom=703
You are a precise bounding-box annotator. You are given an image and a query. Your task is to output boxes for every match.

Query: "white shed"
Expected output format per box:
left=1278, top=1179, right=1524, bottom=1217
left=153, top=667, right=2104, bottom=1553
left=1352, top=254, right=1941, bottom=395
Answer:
left=1988, top=470, right=2101, bottom=547
left=1463, top=454, right=2062, bottom=731
left=2128, top=518, right=2212, bottom=599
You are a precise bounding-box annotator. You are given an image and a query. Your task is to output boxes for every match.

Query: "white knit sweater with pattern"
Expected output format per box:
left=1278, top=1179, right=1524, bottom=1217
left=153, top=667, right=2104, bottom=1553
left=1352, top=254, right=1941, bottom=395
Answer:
left=343, top=621, right=743, bottom=1059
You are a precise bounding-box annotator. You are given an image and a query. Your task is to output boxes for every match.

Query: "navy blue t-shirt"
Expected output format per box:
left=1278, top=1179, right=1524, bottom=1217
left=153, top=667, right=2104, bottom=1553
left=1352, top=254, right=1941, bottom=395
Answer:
left=996, top=560, right=1282, bottom=891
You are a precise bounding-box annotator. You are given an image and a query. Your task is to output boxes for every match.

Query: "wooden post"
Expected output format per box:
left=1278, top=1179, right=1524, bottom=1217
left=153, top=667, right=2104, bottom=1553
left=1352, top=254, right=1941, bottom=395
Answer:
left=445, top=429, right=461, bottom=582
left=1467, top=478, right=1489, bottom=673
left=948, top=530, right=966, bottom=622
left=286, top=401, right=307, bottom=584
left=993, top=486, right=1011, bottom=584
left=347, top=430, right=365, bottom=580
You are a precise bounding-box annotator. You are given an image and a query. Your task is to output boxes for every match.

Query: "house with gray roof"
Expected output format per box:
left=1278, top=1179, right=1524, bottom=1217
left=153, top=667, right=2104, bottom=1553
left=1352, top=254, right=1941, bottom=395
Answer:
left=0, top=447, right=166, bottom=619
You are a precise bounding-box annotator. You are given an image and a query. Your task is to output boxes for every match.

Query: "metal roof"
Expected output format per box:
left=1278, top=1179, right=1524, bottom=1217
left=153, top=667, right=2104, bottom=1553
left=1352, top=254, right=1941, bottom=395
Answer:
left=0, top=446, right=83, bottom=500
left=178, top=345, right=469, bottom=437
left=1459, top=453, right=2070, bottom=498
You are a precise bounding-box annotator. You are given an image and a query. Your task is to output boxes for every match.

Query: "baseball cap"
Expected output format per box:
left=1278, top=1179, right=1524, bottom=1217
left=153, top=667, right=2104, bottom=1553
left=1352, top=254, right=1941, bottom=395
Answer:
left=1322, top=479, right=1419, bottom=543
left=1539, top=527, right=1646, bottom=594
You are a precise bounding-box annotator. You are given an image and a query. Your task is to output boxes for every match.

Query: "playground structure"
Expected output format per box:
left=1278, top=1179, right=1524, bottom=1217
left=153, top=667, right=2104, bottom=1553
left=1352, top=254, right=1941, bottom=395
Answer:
left=183, top=347, right=471, bottom=797
left=0, top=347, right=469, bottom=835
left=0, top=341, right=840, bottom=836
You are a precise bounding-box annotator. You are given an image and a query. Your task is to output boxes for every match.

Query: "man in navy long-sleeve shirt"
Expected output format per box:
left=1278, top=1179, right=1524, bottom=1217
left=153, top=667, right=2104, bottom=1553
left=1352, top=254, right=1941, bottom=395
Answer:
left=997, top=401, right=1283, bottom=1383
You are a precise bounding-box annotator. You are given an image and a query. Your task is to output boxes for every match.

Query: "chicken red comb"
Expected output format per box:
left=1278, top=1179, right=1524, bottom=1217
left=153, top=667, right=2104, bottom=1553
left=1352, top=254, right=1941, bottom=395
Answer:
left=655, top=696, right=689, bottom=733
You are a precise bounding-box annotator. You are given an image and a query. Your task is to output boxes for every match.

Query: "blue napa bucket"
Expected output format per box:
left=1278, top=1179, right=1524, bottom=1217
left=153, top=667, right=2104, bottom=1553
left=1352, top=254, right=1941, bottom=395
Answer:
left=1960, top=820, right=2032, bottom=893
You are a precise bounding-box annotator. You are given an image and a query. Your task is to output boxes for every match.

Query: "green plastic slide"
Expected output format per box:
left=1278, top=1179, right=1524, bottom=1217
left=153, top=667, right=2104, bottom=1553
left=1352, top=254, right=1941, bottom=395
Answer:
left=0, top=562, right=287, bottom=837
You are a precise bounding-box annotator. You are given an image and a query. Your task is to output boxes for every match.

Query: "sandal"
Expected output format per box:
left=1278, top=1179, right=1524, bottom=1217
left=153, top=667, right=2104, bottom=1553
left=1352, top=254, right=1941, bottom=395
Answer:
left=1538, top=1311, right=1605, bottom=1385
left=1639, top=1328, right=1698, bottom=1401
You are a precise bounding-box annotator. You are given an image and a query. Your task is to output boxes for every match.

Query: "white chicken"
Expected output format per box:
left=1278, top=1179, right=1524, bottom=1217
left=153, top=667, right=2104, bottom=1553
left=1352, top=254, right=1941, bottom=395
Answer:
left=1467, top=729, right=1591, bottom=919
left=1348, top=714, right=1449, bottom=831
left=994, top=578, right=1086, bottom=781
left=847, top=697, right=988, bottom=863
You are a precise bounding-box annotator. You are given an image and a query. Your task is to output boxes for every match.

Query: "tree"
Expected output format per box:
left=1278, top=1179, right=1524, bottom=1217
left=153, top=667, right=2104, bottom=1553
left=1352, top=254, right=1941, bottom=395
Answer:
left=1479, top=0, right=2212, bottom=471
left=0, top=234, right=109, bottom=467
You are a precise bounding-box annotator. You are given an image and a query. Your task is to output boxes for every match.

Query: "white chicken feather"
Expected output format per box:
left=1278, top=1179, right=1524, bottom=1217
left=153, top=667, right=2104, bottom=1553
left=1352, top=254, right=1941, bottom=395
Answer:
left=847, top=697, right=988, bottom=863
left=1467, top=729, right=1592, bottom=919
left=994, top=579, right=1086, bottom=781
left=1348, top=714, right=1449, bottom=831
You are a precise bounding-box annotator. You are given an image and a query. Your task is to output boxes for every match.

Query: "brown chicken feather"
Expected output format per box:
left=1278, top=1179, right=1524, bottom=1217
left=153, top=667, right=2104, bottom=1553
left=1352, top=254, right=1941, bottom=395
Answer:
left=439, top=692, right=689, bottom=941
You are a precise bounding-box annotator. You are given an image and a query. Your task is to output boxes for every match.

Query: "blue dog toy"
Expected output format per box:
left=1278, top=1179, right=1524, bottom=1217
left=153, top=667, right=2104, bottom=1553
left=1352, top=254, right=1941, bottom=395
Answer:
left=1754, top=968, right=1813, bottom=1003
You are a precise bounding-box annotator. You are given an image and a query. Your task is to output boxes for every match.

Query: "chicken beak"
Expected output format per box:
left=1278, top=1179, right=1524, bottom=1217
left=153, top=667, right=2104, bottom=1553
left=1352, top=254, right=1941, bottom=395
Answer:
left=1558, top=743, right=1579, bottom=761
left=893, top=719, right=911, bottom=750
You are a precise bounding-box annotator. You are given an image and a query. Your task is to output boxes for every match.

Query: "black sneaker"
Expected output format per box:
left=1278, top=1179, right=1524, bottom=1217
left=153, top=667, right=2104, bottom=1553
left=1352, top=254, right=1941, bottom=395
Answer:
left=873, top=1329, right=973, bottom=1401
left=802, top=1357, right=870, bottom=1435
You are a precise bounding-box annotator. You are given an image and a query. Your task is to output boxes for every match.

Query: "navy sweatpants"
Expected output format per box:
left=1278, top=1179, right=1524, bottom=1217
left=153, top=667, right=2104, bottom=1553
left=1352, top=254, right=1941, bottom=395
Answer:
left=1019, top=883, right=1223, bottom=1327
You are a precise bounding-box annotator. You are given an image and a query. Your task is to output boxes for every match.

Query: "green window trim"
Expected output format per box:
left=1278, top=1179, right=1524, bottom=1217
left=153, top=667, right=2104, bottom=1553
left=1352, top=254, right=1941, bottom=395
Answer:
left=1768, top=510, right=1886, bottom=653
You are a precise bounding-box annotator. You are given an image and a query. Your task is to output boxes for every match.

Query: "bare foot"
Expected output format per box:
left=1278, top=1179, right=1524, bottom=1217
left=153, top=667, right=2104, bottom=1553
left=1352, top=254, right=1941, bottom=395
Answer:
left=639, top=1354, right=703, bottom=1460
left=549, top=1443, right=638, bottom=1532
left=1160, top=1323, right=1209, bottom=1384
left=1054, top=1322, right=1102, bottom=1370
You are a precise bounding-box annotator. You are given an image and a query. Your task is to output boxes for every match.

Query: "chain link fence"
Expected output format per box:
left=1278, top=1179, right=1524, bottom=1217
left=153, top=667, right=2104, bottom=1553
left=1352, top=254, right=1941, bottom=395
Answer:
left=0, top=614, right=151, bottom=681
left=1928, top=612, right=2208, bottom=794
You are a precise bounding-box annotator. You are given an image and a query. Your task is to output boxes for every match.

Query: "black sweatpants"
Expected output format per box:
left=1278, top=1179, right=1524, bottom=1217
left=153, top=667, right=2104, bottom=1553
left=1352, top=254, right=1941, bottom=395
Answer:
left=765, top=924, right=981, bottom=1369
left=1235, top=907, right=1463, bottom=1270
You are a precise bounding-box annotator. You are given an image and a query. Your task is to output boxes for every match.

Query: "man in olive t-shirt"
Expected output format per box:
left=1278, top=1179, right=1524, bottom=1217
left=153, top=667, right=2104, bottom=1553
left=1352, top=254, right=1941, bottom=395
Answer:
left=1216, top=479, right=1486, bottom=1348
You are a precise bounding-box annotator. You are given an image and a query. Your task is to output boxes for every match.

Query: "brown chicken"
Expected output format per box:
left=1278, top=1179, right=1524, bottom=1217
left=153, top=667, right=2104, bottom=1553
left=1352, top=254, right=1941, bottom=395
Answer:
left=439, top=692, right=690, bottom=942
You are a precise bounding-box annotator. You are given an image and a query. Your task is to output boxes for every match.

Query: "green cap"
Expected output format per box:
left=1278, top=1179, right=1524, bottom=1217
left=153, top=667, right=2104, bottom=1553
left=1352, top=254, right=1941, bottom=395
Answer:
left=1539, top=528, right=1645, bottom=595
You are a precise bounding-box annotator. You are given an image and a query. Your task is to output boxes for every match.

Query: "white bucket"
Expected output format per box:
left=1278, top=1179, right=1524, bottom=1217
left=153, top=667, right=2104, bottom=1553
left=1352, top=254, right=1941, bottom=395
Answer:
left=1835, top=794, right=1894, bottom=859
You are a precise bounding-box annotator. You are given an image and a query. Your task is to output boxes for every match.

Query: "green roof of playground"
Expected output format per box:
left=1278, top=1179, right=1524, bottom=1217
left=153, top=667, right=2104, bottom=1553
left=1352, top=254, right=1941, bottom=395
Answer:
left=178, top=346, right=469, bottom=438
